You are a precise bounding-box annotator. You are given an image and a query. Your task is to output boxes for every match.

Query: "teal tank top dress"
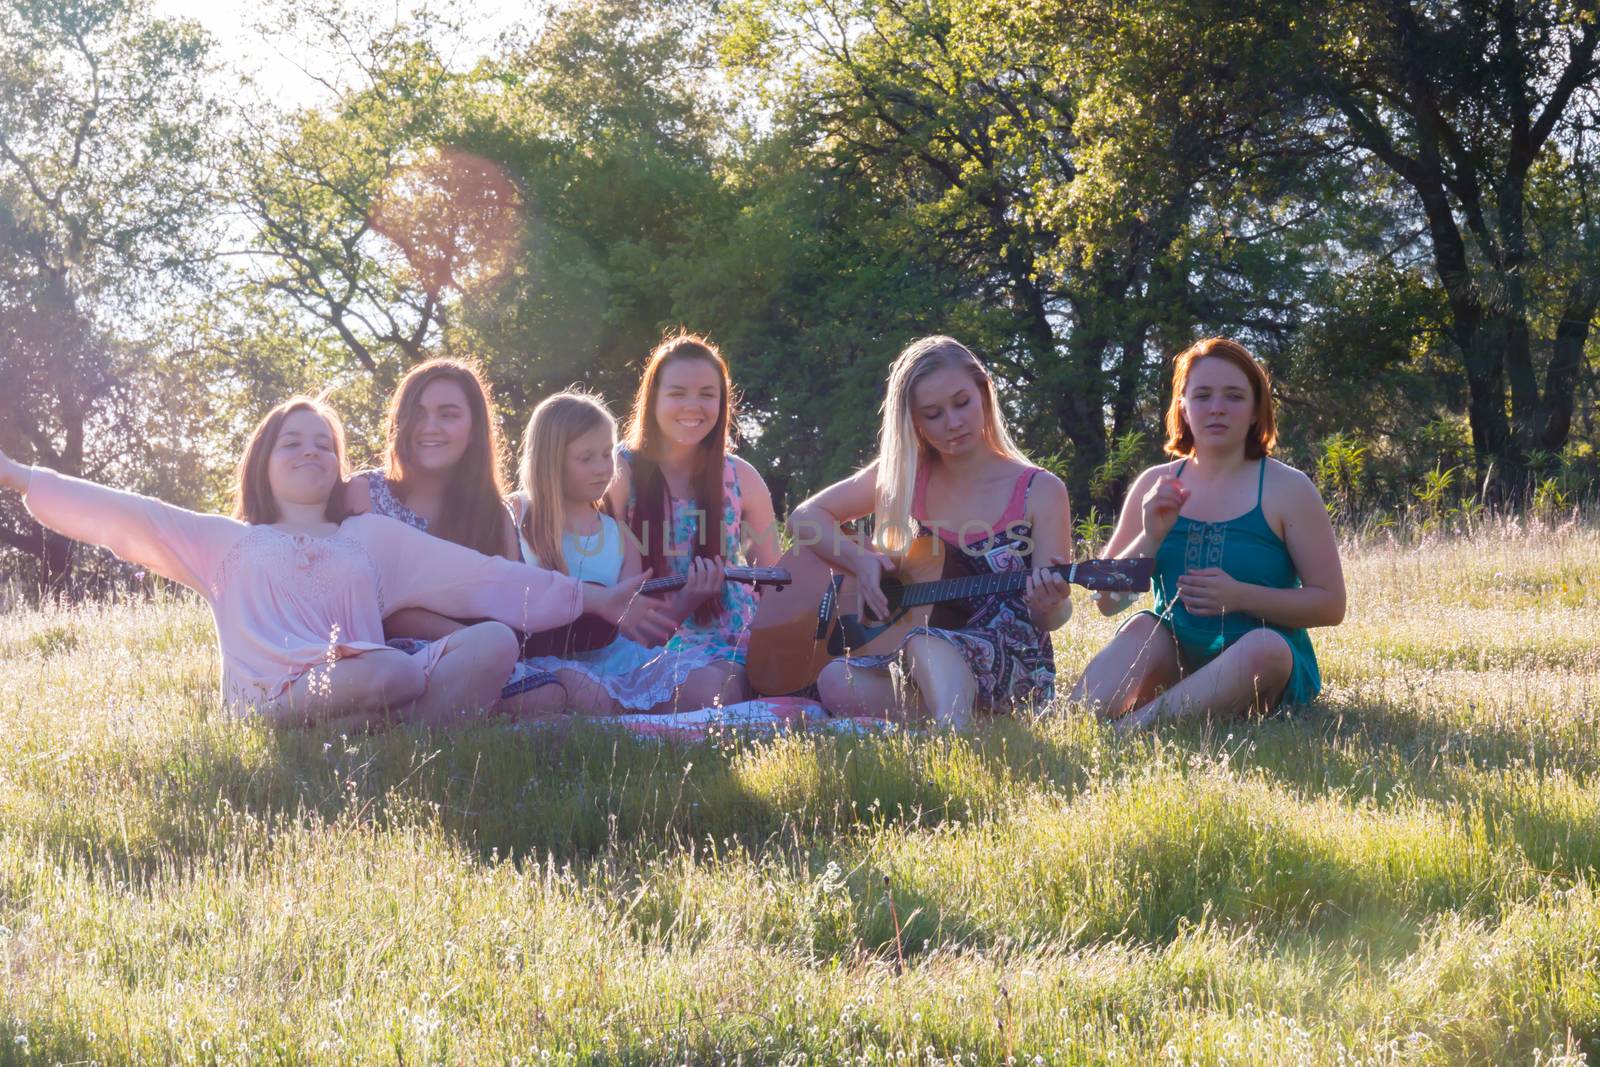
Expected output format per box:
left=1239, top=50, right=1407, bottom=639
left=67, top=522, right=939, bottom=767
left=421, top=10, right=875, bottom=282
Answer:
left=1135, top=458, right=1321, bottom=708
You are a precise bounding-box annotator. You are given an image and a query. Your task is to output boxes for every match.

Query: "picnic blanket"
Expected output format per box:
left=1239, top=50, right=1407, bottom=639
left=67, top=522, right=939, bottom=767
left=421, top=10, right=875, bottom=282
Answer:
left=583, top=697, right=898, bottom=743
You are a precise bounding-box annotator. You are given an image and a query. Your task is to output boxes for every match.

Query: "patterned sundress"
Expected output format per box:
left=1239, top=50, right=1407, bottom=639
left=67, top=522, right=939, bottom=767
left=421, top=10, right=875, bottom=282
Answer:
left=844, top=464, right=1057, bottom=712
left=618, top=448, right=761, bottom=666
left=356, top=469, right=561, bottom=699
left=510, top=497, right=724, bottom=710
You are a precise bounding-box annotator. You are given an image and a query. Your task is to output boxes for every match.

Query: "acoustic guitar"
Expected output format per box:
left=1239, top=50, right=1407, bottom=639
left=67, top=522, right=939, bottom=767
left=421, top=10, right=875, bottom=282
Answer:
left=517, top=566, right=792, bottom=657
left=745, top=536, right=1154, bottom=696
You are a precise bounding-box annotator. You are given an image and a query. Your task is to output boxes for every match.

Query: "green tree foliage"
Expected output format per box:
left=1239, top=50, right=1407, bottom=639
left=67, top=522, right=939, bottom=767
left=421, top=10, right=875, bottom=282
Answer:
left=1291, top=0, right=1600, bottom=498
left=716, top=0, right=1360, bottom=509
left=0, top=0, right=221, bottom=588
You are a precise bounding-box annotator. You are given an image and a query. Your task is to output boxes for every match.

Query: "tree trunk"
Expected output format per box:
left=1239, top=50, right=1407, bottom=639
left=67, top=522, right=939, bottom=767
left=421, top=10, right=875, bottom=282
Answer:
left=1541, top=279, right=1598, bottom=451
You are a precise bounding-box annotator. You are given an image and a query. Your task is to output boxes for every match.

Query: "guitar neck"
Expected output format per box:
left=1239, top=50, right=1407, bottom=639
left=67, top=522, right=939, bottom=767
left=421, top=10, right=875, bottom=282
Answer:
left=896, top=560, right=1141, bottom=608
left=897, top=569, right=1033, bottom=608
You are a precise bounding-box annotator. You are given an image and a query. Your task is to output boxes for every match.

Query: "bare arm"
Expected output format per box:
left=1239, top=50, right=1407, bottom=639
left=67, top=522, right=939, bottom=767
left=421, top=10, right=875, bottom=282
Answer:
left=787, top=461, right=882, bottom=573
left=1096, top=465, right=1178, bottom=616
left=1244, top=469, right=1345, bottom=627
left=733, top=456, right=782, bottom=568
left=787, top=461, right=893, bottom=620
left=1104, top=464, right=1184, bottom=561
left=1022, top=472, right=1074, bottom=632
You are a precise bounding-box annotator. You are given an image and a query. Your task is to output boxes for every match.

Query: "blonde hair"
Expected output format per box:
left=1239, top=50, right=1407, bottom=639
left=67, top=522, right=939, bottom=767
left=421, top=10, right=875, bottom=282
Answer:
left=517, top=390, right=617, bottom=572
left=873, top=336, right=1030, bottom=551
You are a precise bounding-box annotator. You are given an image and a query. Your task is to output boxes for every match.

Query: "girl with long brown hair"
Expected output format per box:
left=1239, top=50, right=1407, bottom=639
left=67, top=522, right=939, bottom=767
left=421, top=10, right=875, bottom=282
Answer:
left=0, top=398, right=672, bottom=728
left=344, top=359, right=565, bottom=713
left=605, top=332, right=782, bottom=711
left=1070, top=338, right=1345, bottom=732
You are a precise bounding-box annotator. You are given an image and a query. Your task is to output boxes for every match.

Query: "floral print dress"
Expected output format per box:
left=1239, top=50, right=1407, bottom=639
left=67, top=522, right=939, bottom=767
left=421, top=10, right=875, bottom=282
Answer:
left=618, top=448, right=761, bottom=666
left=844, top=465, right=1057, bottom=711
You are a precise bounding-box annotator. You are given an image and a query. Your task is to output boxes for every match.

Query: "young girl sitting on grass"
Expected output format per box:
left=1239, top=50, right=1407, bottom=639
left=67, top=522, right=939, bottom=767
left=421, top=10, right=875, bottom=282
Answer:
left=0, top=397, right=673, bottom=730
left=344, top=358, right=566, bottom=716
left=509, top=390, right=726, bottom=714
left=1070, top=337, right=1346, bottom=732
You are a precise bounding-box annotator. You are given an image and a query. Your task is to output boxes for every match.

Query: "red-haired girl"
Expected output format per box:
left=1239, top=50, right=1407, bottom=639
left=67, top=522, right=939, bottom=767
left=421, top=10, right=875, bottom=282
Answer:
left=1070, top=338, right=1346, bottom=732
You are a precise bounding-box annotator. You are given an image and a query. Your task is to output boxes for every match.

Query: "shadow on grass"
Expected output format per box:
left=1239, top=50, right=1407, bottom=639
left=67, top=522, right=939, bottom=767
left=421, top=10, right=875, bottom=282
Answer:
left=36, top=714, right=1102, bottom=885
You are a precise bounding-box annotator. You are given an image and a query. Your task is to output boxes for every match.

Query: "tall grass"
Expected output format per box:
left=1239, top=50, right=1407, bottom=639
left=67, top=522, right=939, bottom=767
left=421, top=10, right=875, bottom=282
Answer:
left=1, top=522, right=1598, bottom=1063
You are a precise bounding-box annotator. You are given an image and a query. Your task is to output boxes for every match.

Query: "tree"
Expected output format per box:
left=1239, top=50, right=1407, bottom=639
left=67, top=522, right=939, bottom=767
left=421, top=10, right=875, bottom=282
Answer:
left=1297, top=0, right=1600, bottom=497
left=0, top=0, right=220, bottom=588
left=233, top=18, right=461, bottom=385
left=719, top=0, right=1339, bottom=508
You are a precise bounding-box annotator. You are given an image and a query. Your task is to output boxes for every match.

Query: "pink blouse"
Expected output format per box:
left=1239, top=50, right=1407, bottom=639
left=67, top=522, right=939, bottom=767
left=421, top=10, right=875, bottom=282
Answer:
left=24, top=469, right=584, bottom=713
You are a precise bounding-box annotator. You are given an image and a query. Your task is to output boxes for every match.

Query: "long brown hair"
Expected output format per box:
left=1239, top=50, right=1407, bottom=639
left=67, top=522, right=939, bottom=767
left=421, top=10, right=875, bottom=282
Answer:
left=232, top=396, right=351, bottom=525
left=518, top=390, right=616, bottom=574
left=621, top=331, right=733, bottom=624
left=1163, top=337, right=1278, bottom=459
left=384, top=358, right=509, bottom=557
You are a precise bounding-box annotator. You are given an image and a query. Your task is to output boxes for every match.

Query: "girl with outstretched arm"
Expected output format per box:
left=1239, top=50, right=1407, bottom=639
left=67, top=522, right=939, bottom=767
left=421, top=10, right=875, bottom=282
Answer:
left=0, top=396, right=673, bottom=730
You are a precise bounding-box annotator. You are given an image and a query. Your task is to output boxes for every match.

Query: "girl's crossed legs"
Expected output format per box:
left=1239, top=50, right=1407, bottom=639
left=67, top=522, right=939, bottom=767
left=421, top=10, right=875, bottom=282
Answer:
left=265, top=621, right=524, bottom=730
left=1071, top=614, right=1292, bottom=733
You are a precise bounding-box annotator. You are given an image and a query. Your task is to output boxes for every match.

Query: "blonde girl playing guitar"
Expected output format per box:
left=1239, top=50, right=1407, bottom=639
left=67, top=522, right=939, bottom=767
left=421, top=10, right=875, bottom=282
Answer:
left=786, top=336, right=1073, bottom=729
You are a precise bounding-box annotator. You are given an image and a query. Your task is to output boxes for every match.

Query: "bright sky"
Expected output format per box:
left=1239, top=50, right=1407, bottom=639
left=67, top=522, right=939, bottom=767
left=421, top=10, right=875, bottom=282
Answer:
left=151, top=0, right=539, bottom=111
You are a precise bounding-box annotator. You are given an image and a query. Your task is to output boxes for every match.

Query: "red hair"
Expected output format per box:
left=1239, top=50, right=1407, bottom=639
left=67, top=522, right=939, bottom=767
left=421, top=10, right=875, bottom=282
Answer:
left=621, top=332, right=734, bottom=625
left=1164, top=338, right=1277, bottom=459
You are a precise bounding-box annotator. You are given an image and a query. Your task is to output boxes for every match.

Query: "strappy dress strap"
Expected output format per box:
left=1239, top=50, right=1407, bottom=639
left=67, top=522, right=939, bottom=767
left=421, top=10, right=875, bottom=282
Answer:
left=1175, top=458, right=1188, bottom=476
left=998, top=466, right=1044, bottom=526
left=1256, top=457, right=1267, bottom=505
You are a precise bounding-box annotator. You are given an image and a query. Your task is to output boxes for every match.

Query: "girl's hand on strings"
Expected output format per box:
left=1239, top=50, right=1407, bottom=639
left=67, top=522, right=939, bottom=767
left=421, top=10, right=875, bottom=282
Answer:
left=851, top=547, right=894, bottom=621
left=1176, top=567, right=1245, bottom=616
left=1140, top=475, right=1190, bottom=543
left=1024, top=556, right=1072, bottom=627
left=673, top=555, right=726, bottom=614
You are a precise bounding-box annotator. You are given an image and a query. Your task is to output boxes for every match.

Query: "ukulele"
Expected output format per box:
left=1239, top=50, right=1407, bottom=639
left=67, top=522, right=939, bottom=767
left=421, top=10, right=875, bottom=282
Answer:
left=745, top=536, right=1154, bottom=696
left=517, top=566, right=792, bottom=657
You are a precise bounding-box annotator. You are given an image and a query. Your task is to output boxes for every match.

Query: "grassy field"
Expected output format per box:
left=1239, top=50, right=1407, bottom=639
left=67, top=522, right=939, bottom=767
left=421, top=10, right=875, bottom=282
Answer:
left=2, top=522, right=1599, bottom=1065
